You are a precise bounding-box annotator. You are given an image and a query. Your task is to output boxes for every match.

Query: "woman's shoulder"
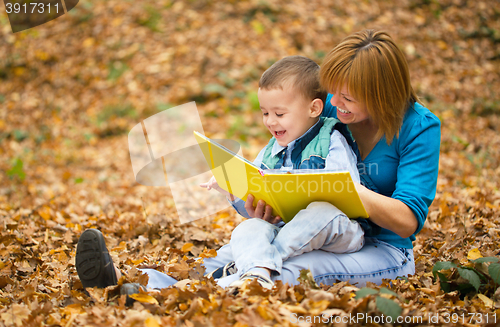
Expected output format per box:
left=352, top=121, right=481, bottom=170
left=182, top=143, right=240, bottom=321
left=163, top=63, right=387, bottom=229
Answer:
left=403, top=102, right=440, bottom=126
left=401, top=102, right=441, bottom=135
left=395, top=102, right=441, bottom=151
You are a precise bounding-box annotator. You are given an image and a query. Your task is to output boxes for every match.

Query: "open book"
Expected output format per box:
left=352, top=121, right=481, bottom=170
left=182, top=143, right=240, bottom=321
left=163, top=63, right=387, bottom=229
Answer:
left=194, top=131, right=368, bottom=223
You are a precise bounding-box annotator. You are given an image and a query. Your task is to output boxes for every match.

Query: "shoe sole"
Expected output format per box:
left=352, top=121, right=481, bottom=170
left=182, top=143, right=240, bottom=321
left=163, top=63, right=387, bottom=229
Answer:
left=207, top=261, right=237, bottom=279
left=76, top=229, right=117, bottom=289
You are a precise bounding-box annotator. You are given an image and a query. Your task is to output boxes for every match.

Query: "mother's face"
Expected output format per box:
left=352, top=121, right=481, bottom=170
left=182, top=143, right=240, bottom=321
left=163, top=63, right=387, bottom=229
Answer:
left=330, top=85, right=370, bottom=125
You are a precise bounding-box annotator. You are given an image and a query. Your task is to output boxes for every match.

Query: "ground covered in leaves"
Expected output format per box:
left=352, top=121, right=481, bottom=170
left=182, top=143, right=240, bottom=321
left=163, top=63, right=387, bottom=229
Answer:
left=1, top=0, right=500, bottom=326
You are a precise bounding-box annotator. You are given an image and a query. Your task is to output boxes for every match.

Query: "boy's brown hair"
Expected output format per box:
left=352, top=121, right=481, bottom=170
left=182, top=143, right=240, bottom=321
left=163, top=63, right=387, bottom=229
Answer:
left=259, top=56, right=327, bottom=105
left=320, top=29, right=421, bottom=144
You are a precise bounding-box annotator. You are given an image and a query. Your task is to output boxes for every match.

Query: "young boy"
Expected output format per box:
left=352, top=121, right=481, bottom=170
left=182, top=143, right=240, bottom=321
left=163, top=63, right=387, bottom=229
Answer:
left=200, top=56, right=365, bottom=289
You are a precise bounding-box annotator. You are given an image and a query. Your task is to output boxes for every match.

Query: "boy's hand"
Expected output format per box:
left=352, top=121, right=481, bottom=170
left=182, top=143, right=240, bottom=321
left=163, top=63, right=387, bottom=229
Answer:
left=199, top=176, right=235, bottom=201
left=245, top=194, right=282, bottom=224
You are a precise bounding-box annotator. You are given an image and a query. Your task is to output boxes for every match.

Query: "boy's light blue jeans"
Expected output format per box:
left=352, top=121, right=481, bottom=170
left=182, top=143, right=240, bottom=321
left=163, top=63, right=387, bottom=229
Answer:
left=229, top=202, right=365, bottom=276
left=141, top=202, right=415, bottom=288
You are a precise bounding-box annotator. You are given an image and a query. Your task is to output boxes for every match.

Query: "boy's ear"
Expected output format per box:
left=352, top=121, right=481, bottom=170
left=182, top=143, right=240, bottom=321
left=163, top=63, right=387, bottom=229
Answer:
left=309, top=99, right=324, bottom=118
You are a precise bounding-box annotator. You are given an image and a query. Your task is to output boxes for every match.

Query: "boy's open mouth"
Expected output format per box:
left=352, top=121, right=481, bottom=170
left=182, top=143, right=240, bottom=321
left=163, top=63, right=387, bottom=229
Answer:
left=275, top=130, right=286, bottom=137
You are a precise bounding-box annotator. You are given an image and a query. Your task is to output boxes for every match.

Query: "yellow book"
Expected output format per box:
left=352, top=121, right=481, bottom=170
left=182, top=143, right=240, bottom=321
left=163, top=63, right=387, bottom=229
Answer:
left=194, top=131, right=368, bottom=223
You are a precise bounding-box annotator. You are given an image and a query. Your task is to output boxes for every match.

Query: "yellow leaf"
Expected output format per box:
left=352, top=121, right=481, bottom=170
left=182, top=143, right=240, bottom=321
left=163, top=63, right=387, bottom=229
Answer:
left=38, top=206, right=52, bottom=220
left=131, top=258, right=145, bottom=265
left=57, top=251, right=68, bottom=263
left=145, top=317, right=161, bottom=327
left=112, top=18, right=122, bottom=27
left=467, top=248, right=482, bottom=260
left=35, top=50, right=49, bottom=61
left=214, top=212, right=229, bottom=221
left=256, top=305, right=273, bottom=320
left=128, top=293, right=158, bottom=305
left=283, top=304, right=308, bottom=314
left=112, top=241, right=127, bottom=252
left=13, top=67, right=25, bottom=76
left=477, top=294, right=494, bottom=308
left=414, top=15, right=425, bottom=25
left=182, top=243, right=194, bottom=253
left=199, top=248, right=217, bottom=258
left=437, top=40, right=448, bottom=50
left=418, top=288, right=436, bottom=296
left=251, top=20, right=265, bottom=35
left=61, top=303, right=85, bottom=316
left=83, top=38, right=94, bottom=47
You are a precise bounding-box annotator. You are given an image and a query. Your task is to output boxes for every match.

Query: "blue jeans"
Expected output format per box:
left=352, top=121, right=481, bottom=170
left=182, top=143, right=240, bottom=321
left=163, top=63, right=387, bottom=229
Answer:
left=141, top=202, right=414, bottom=288
left=230, top=202, right=365, bottom=275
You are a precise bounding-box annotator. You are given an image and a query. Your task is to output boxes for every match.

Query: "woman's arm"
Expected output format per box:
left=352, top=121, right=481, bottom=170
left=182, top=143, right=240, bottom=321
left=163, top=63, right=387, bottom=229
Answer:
left=355, top=183, right=418, bottom=238
left=357, top=109, right=441, bottom=239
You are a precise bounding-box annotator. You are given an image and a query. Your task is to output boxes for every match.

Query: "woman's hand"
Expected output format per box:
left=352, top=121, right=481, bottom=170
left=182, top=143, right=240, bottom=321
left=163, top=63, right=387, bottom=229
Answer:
left=245, top=194, right=282, bottom=224
left=199, top=176, right=235, bottom=201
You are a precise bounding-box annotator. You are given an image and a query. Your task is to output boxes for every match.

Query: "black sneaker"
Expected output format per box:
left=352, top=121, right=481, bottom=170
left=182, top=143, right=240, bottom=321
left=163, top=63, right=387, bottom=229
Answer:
left=206, top=261, right=237, bottom=279
left=76, top=229, right=118, bottom=289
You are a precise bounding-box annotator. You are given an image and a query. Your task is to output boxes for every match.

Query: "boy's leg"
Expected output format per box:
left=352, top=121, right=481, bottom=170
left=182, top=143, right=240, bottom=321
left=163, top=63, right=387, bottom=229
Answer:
left=230, top=218, right=281, bottom=275
left=201, top=244, right=234, bottom=273
left=139, top=268, right=178, bottom=289
left=140, top=244, right=236, bottom=289
left=272, top=202, right=364, bottom=265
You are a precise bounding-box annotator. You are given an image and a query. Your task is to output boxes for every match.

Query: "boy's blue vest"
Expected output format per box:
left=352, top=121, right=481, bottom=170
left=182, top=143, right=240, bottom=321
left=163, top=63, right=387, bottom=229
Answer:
left=260, top=117, right=352, bottom=170
left=259, top=117, right=381, bottom=236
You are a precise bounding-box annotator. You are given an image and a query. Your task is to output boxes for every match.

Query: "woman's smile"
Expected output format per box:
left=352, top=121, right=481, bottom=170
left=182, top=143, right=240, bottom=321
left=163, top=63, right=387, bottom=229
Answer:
left=337, top=108, right=351, bottom=114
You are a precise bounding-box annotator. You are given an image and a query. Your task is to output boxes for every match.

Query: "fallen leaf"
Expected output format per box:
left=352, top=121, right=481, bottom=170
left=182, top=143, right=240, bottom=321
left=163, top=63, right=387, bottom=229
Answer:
left=129, top=293, right=159, bottom=305
left=477, top=294, right=494, bottom=308
left=182, top=243, right=194, bottom=253
left=467, top=248, right=483, bottom=260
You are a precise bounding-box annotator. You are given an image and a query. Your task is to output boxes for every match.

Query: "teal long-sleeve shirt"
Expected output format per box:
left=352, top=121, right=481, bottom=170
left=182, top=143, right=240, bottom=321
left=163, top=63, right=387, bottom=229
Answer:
left=323, top=94, right=441, bottom=249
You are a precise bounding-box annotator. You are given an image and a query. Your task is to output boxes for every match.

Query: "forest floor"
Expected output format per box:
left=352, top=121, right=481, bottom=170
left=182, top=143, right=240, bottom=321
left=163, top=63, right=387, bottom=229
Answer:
left=1, top=0, right=500, bottom=326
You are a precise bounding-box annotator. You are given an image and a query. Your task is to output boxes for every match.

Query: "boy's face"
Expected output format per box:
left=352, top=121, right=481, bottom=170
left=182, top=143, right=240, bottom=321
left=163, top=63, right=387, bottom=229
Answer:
left=258, top=86, right=322, bottom=147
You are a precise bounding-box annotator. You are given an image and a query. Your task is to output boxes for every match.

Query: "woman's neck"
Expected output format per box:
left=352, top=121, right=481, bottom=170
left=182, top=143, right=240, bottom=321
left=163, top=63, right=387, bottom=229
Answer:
left=348, top=120, right=380, bottom=160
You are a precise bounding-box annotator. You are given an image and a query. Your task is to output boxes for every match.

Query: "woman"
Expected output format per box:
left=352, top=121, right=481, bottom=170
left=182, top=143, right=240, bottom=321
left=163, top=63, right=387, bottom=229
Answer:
left=199, top=29, right=440, bottom=288
left=76, top=29, right=440, bottom=290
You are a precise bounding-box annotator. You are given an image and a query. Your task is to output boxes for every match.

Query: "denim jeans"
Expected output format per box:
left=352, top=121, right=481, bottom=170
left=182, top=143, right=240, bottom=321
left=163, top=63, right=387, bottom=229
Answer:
left=230, top=201, right=365, bottom=275
left=141, top=202, right=414, bottom=289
